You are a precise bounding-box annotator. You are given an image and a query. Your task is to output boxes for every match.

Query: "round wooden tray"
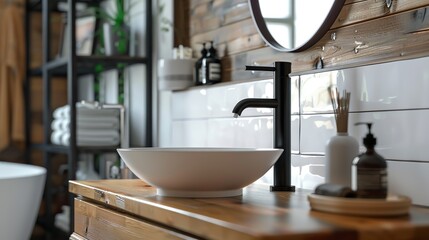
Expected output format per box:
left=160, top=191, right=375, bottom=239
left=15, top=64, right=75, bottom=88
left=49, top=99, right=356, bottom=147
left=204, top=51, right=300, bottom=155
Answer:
left=308, top=194, right=412, bottom=217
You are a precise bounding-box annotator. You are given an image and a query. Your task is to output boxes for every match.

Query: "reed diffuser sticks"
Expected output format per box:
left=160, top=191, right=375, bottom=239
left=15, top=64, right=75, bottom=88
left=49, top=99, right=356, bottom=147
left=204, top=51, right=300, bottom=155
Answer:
left=328, top=87, right=351, bottom=133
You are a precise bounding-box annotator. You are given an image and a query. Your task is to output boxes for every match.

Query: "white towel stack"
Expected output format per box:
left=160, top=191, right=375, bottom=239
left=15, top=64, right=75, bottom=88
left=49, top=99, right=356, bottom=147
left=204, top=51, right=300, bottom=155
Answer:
left=51, top=104, right=121, bottom=146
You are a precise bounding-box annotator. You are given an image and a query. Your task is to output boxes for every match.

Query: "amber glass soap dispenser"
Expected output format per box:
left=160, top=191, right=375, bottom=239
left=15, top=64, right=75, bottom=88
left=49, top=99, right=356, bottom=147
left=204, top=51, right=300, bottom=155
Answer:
left=352, top=122, right=387, bottom=199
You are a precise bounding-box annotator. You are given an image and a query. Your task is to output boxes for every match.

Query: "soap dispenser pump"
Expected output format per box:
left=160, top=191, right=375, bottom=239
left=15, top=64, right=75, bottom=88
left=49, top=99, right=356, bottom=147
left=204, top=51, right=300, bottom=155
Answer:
left=201, top=41, right=221, bottom=85
left=352, top=122, right=387, bottom=199
left=194, top=42, right=207, bottom=85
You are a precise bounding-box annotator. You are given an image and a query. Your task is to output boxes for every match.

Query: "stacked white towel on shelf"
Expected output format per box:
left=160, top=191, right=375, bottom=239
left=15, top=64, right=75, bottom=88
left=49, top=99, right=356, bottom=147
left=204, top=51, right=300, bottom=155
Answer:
left=51, top=103, right=121, bottom=147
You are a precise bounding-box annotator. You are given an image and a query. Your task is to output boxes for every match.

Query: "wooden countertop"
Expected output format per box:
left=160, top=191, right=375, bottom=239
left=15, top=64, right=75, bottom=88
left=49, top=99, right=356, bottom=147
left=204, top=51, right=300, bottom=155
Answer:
left=69, top=180, right=429, bottom=240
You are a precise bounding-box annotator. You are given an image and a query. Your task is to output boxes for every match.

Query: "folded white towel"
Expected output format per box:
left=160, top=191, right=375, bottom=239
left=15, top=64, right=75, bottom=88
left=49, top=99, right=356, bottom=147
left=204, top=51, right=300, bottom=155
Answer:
left=60, top=133, right=69, bottom=146
left=78, top=108, right=119, bottom=118
left=61, top=130, right=120, bottom=146
left=51, top=117, right=120, bottom=131
left=52, top=103, right=122, bottom=147
left=79, top=138, right=120, bottom=146
left=51, top=130, right=65, bottom=145
left=51, top=119, right=63, bottom=131
left=78, top=129, right=119, bottom=139
left=53, top=105, right=69, bottom=119
left=53, top=104, right=120, bottom=120
left=78, top=117, right=120, bottom=130
left=51, top=119, right=69, bottom=131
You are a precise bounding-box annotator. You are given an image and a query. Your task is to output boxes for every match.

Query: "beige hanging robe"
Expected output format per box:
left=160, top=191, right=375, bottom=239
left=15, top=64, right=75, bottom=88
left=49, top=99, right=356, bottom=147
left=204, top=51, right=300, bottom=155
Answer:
left=0, top=4, right=26, bottom=151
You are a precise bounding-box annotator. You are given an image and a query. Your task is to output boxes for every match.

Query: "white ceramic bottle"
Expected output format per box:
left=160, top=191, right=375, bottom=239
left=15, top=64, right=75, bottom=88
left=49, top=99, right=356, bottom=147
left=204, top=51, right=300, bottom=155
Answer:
left=325, top=132, right=359, bottom=187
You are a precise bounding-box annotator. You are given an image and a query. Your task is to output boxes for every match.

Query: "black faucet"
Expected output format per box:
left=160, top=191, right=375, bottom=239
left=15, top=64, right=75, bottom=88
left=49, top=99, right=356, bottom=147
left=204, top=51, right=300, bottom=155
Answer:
left=232, top=61, right=295, bottom=192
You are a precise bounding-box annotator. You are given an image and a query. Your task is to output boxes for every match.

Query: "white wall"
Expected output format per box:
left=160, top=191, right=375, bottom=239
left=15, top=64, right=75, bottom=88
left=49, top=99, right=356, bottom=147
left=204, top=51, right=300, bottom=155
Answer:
left=163, top=56, right=429, bottom=207
left=156, top=0, right=174, bottom=147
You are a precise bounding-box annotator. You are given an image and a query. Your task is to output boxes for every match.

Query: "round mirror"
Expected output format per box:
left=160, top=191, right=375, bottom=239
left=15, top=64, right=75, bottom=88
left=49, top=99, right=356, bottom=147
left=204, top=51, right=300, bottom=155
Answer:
left=249, top=0, right=345, bottom=52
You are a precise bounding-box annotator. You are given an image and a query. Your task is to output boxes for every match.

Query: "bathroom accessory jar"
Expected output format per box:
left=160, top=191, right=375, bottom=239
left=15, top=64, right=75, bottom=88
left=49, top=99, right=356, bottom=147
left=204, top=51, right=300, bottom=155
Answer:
left=352, top=123, right=387, bottom=199
left=325, top=88, right=358, bottom=187
left=325, top=132, right=359, bottom=187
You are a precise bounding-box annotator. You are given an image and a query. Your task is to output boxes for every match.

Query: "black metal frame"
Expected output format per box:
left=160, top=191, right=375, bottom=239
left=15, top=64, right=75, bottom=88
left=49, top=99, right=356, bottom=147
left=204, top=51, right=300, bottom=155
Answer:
left=248, top=0, right=345, bottom=52
left=25, top=0, right=153, bottom=236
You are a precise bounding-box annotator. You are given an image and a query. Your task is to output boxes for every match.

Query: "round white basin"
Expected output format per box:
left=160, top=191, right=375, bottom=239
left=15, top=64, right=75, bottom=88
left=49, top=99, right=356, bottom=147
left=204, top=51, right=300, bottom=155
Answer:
left=117, top=148, right=283, bottom=198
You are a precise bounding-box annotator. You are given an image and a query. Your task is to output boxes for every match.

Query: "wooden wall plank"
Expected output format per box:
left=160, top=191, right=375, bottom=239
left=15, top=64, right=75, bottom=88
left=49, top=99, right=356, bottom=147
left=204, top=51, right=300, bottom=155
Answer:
left=188, top=1, right=429, bottom=82
left=334, top=0, right=429, bottom=28
left=190, top=0, right=249, bottom=35
left=174, top=0, right=190, bottom=46
left=222, top=1, right=251, bottom=26
left=191, top=18, right=259, bottom=56
left=190, top=0, right=210, bottom=9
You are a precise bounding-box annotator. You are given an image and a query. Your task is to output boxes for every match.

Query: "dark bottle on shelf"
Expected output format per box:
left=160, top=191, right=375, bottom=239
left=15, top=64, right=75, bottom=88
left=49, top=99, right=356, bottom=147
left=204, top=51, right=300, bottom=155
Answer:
left=194, top=43, right=207, bottom=85
left=201, top=41, right=221, bottom=85
left=352, top=123, right=387, bottom=199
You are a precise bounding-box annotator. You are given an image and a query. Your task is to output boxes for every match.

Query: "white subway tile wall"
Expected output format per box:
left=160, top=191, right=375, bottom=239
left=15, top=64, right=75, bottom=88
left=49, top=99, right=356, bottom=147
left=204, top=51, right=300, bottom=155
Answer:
left=167, top=57, right=429, bottom=206
left=171, top=78, right=300, bottom=120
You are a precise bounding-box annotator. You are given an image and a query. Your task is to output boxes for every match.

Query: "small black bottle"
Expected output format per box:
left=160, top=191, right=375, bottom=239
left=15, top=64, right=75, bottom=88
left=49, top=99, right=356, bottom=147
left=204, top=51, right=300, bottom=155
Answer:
left=201, top=41, right=221, bottom=85
left=352, top=123, right=387, bottom=199
left=194, top=43, right=207, bottom=85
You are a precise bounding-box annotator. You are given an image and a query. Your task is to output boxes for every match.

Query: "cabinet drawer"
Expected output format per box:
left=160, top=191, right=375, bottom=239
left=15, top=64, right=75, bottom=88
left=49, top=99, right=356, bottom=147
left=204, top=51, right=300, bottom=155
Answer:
left=74, top=198, right=199, bottom=240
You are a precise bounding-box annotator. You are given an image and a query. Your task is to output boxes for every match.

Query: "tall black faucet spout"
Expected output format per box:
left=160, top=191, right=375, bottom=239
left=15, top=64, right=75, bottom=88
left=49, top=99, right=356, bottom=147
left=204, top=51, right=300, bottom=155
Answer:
left=232, top=98, right=278, bottom=117
left=233, top=61, right=295, bottom=192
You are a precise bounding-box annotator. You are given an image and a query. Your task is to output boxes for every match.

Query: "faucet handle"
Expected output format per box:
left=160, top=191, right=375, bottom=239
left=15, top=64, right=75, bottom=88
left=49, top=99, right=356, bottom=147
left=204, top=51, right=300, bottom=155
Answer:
left=245, top=65, right=276, bottom=72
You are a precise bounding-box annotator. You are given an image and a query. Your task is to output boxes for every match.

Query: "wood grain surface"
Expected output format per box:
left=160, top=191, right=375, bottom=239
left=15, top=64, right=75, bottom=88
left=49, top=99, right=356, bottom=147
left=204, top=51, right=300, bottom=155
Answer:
left=70, top=180, right=429, bottom=240
left=186, top=0, right=429, bottom=82
left=74, top=198, right=198, bottom=240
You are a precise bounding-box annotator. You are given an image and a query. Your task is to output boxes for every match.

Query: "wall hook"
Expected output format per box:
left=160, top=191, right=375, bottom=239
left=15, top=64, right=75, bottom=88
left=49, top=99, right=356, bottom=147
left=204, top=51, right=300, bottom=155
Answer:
left=314, top=57, right=324, bottom=69
left=385, top=0, right=393, bottom=9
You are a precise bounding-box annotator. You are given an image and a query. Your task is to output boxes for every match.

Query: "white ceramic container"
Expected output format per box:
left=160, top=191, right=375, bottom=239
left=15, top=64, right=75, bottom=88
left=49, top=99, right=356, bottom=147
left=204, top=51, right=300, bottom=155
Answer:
left=117, top=148, right=283, bottom=197
left=325, top=133, right=359, bottom=187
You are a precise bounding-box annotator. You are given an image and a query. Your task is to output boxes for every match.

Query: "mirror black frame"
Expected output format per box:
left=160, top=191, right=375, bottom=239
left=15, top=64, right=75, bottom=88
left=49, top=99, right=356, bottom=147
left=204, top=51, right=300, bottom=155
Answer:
left=249, top=0, right=346, bottom=52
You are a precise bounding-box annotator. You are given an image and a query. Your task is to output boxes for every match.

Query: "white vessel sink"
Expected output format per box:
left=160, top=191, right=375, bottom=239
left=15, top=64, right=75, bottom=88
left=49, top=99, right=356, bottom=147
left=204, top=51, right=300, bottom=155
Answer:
left=117, top=148, right=283, bottom=198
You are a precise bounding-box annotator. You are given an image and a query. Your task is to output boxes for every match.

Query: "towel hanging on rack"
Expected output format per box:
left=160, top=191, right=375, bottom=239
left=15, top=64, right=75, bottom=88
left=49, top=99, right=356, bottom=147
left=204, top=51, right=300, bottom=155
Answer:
left=0, top=4, right=25, bottom=151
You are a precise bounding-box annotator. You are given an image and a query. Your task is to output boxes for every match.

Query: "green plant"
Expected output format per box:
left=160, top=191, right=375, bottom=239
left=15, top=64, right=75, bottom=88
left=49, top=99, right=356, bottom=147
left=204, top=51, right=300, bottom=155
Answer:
left=93, top=1, right=143, bottom=104
left=93, top=0, right=133, bottom=104
left=95, top=0, right=130, bottom=54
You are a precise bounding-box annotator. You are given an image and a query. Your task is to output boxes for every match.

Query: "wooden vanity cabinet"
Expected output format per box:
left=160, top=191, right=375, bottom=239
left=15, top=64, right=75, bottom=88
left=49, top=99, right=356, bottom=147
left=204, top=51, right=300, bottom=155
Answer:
left=70, top=198, right=197, bottom=240
left=69, top=180, right=429, bottom=240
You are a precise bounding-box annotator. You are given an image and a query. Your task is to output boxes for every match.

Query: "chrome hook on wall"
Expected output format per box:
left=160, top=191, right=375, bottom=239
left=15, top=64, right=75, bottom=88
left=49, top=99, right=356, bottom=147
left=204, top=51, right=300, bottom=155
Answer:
left=385, top=0, right=393, bottom=9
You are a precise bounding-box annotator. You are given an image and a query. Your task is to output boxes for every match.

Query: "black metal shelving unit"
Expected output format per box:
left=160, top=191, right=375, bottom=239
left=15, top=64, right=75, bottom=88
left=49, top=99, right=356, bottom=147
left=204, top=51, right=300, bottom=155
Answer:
left=25, top=0, right=153, bottom=237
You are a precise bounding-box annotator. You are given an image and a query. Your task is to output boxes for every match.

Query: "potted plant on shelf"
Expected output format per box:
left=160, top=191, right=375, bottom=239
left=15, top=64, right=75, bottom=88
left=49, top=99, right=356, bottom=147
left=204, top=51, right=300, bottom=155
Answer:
left=95, top=0, right=129, bottom=56
left=93, top=0, right=138, bottom=104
